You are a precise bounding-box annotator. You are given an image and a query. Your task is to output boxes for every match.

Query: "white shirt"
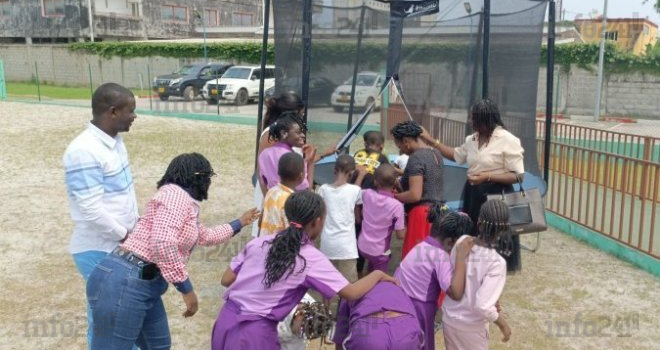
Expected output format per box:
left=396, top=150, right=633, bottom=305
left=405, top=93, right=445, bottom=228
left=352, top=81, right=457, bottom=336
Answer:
left=63, top=123, right=139, bottom=254
left=394, top=154, right=409, bottom=170
left=442, top=235, right=507, bottom=331
left=317, top=183, right=362, bottom=260
left=453, top=126, right=525, bottom=176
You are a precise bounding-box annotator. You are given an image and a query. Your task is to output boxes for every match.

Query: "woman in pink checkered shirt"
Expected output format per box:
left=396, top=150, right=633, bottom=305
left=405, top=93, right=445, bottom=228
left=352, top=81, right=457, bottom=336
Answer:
left=85, top=152, right=259, bottom=349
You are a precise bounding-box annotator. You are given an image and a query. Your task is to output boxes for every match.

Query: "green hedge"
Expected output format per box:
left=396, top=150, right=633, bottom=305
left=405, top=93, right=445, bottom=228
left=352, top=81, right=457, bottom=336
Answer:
left=69, top=41, right=660, bottom=75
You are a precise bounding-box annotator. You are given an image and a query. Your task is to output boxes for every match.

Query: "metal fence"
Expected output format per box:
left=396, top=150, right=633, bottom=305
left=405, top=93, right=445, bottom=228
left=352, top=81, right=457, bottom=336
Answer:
left=432, top=115, right=660, bottom=259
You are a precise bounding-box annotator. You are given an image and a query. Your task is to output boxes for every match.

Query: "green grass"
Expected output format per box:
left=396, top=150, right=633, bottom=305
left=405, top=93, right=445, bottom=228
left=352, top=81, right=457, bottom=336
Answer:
left=6, top=81, right=152, bottom=100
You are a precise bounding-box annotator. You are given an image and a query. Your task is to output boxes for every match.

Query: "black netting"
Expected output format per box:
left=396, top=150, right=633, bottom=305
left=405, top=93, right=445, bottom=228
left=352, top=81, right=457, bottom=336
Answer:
left=271, top=0, right=548, bottom=199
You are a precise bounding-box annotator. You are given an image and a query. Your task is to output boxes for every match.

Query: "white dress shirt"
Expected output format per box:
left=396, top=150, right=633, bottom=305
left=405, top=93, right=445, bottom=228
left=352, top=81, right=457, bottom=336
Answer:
left=453, top=126, right=525, bottom=176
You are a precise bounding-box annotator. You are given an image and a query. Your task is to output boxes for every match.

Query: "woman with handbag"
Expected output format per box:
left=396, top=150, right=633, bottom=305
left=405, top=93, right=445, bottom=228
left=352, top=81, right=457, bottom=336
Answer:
left=421, top=98, right=525, bottom=272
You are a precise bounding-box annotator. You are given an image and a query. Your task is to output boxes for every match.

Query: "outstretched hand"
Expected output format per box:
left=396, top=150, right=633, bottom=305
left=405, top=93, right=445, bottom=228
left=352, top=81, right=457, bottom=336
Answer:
left=239, top=208, right=261, bottom=227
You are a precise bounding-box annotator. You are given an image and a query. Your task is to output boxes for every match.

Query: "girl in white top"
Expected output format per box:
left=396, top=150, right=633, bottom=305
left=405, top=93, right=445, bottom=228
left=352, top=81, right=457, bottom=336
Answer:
left=421, top=98, right=525, bottom=272
left=442, top=200, right=512, bottom=350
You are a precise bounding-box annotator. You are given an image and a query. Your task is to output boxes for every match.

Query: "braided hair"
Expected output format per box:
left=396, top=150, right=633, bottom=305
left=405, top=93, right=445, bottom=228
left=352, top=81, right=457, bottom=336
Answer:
left=157, top=153, right=214, bottom=201
left=427, top=204, right=473, bottom=243
left=264, top=91, right=305, bottom=128
left=268, top=111, right=308, bottom=142
left=470, top=98, right=506, bottom=139
left=477, top=200, right=511, bottom=248
left=390, top=120, right=423, bottom=141
left=263, top=191, right=325, bottom=288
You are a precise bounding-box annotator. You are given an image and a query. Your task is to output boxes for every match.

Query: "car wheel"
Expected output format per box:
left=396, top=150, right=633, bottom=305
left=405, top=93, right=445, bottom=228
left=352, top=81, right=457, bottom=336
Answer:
left=206, top=98, right=217, bottom=105
left=333, top=106, right=343, bottom=113
left=235, top=89, right=248, bottom=106
left=159, top=95, right=169, bottom=101
left=183, top=86, right=195, bottom=101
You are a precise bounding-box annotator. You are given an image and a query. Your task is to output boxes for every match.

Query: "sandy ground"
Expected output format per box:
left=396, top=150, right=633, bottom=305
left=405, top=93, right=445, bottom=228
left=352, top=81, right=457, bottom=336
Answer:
left=0, top=101, right=658, bottom=350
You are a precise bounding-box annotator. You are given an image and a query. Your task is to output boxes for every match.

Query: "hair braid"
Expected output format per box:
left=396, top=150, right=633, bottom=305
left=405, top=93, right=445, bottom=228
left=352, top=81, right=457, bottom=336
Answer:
left=428, top=204, right=473, bottom=243
left=390, top=120, right=422, bottom=141
left=268, top=112, right=308, bottom=142
left=263, top=191, right=325, bottom=288
left=477, top=200, right=511, bottom=247
left=157, top=153, right=214, bottom=201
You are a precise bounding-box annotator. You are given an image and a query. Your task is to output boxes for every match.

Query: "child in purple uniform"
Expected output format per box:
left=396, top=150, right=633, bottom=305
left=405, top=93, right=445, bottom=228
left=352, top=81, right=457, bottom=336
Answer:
left=332, top=281, right=423, bottom=350
left=395, top=207, right=475, bottom=350
left=212, top=191, right=398, bottom=350
left=357, top=164, right=406, bottom=272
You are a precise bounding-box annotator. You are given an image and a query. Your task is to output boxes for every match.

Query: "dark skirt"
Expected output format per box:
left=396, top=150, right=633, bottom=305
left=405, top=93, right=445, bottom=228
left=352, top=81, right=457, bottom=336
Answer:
left=461, top=181, right=521, bottom=272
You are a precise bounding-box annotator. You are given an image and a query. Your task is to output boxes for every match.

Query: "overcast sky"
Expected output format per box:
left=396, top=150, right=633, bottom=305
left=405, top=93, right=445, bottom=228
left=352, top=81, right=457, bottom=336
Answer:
left=562, top=0, right=660, bottom=23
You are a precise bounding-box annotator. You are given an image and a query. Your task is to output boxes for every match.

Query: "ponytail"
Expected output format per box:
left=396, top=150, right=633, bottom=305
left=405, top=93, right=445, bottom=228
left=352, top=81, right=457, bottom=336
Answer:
left=263, top=191, right=325, bottom=288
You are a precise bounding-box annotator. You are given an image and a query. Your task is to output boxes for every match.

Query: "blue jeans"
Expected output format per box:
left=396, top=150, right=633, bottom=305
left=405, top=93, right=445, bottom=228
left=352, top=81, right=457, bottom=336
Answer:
left=86, top=253, right=170, bottom=350
left=73, top=250, right=110, bottom=349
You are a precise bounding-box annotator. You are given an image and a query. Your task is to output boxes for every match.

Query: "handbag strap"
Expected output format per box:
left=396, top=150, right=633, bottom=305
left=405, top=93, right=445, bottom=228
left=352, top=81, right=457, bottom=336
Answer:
left=514, top=173, right=526, bottom=197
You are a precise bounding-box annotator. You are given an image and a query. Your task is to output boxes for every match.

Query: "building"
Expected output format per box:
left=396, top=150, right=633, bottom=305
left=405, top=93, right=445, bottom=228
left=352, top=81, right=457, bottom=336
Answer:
left=0, top=0, right=263, bottom=43
left=575, top=17, right=658, bottom=55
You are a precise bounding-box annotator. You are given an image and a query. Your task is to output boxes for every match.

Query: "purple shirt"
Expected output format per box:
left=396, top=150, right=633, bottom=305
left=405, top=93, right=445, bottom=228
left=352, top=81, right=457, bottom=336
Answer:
left=225, top=234, right=349, bottom=321
left=258, top=142, right=309, bottom=191
left=332, top=282, right=416, bottom=344
left=357, top=189, right=405, bottom=257
left=394, top=236, right=452, bottom=303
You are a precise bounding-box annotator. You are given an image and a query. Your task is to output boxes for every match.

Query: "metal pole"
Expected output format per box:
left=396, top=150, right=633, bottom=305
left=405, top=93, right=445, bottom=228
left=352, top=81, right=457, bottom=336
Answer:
left=347, top=5, right=367, bottom=133
left=34, top=62, right=41, bottom=102
left=594, top=0, right=608, bottom=122
left=88, top=63, right=93, bottom=98
left=544, top=1, right=556, bottom=184
left=147, top=61, right=153, bottom=111
left=300, top=0, right=313, bottom=124
left=87, top=0, right=94, bottom=41
left=254, top=0, right=271, bottom=174
left=482, top=0, right=490, bottom=97
left=202, top=14, right=208, bottom=64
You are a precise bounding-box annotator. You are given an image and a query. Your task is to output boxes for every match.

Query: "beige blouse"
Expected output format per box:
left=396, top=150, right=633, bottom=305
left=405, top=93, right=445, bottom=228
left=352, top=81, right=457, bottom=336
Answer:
left=453, top=126, right=525, bottom=176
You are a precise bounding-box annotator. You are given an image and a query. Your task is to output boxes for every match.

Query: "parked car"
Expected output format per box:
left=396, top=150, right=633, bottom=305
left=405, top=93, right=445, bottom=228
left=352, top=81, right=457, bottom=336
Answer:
left=152, top=63, right=233, bottom=101
left=330, top=72, right=384, bottom=112
left=265, top=76, right=337, bottom=107
left=203, top=65, right=281, bottom=105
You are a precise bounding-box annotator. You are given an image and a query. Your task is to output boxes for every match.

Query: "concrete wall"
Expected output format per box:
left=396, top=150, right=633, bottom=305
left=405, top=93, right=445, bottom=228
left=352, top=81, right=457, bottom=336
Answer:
left=537, top=65, right=660, bottom=118
left=2, top=43, right=660, bottom=118
left=0, top=45, right=251, bottom=88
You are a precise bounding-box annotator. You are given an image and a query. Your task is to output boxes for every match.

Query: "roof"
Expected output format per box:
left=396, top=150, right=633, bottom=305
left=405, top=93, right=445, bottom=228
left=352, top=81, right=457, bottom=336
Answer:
left=574, top=18, right=658, bottom=29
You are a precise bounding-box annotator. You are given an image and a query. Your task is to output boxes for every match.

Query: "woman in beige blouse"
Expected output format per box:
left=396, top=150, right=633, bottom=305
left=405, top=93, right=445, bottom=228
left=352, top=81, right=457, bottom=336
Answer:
left=421, top=98, right=525, bottom=272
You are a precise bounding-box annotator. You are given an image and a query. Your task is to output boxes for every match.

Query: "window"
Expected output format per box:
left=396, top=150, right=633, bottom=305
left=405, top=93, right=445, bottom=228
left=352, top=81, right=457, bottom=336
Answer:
left=161, top=4, right=187, bottom=23
left=204, top=9, right=218, bottom=27
left=42, top=0, right=65, bottom=17
left=0, top=0, right=11, bottom=17
left=643, top=25, right=650, bottom=35
left=232, top=12, right=254, bottom=26
left=130, top=2, right=140, bottom=17
left=605, top=31, right=618, bottom=41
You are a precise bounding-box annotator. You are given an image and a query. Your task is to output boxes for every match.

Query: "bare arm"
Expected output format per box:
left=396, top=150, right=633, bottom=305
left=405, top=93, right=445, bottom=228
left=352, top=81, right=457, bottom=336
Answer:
left=420, top=127, right=456, bottom=161
left=394, top=175, right=423, bottom=203
left=394, top=228, right=406, bottom=240
left=467, top=172, right=523, bottom=186
left=220, top=267, right=237, bottom=287
left=337, top=270, right=397, bottom=301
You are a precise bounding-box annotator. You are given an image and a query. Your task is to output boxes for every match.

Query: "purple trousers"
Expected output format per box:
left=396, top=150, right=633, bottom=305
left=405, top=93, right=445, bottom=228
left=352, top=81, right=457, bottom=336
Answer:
left=212, top=300, right=280, bottom=350
left=411, top=299, right=437, bottom=350
left=341, top=314, right=423, bottom=350
left=359, top=249, right=390, bottom=273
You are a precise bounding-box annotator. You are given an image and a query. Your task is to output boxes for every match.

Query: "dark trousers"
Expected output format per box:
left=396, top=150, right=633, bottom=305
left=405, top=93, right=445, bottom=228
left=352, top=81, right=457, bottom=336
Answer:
left=462, top=181, right=521, bottom=272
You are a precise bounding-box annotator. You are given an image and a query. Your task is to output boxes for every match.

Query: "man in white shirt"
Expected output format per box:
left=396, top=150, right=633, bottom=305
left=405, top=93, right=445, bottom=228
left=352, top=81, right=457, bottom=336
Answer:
left=63, top=83, right=138, bottom=349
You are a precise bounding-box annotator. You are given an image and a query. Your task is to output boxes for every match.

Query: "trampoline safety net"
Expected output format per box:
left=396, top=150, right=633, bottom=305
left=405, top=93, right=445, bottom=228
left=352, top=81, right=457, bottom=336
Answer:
left=271, top=0, right=548, bottom=197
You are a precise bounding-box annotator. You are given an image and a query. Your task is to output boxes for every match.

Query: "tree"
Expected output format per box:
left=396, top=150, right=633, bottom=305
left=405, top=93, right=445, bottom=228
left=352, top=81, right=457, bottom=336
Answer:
left=643, top=0, right=660, bottom=13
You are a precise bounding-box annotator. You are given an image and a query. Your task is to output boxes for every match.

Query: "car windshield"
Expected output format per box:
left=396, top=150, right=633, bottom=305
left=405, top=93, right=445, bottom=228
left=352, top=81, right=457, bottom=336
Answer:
left=222, top=68, right=252, bottom=79
left=174, top=65, right=199, bottom=75
left=343, top=74, right=377, bottom=86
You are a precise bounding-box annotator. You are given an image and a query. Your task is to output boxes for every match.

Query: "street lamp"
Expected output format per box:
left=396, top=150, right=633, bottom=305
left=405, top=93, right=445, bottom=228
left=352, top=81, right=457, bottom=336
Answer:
left=193, top=9, right=208, bottom=63
left=464, top=2, right=472, bottom=14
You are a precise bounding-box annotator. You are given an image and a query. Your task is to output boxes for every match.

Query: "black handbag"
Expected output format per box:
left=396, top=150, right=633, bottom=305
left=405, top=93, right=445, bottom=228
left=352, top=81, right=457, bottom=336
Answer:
left=486, top=175, right=547, bottom=234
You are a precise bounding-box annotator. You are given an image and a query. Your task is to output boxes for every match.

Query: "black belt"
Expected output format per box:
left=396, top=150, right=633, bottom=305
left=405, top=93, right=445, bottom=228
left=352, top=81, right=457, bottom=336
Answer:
left=112, top=247, right=160, bottom=279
